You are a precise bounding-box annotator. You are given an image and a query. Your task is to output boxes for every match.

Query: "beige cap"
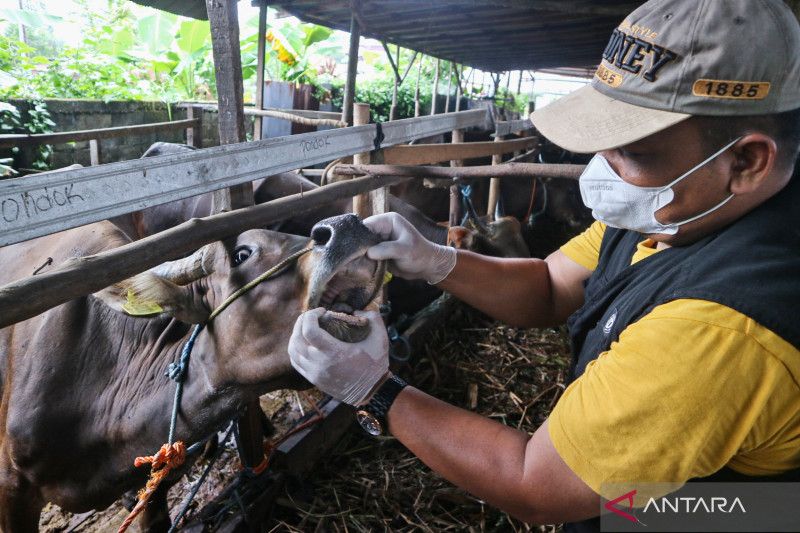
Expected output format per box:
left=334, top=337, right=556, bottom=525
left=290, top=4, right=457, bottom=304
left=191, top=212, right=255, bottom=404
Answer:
left=530, top=0, right=800, bottom=153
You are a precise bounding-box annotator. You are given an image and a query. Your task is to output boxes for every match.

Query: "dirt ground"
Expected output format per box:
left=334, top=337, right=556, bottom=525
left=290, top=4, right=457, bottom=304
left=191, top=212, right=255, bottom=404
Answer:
left=40, top=305, right=570, bottom=532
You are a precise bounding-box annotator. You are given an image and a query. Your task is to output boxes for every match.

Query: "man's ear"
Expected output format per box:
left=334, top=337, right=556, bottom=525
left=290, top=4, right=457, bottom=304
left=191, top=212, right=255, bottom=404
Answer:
left=94, top=272, right=210, bottom=324
left=729, top=133, right=778, bottom=195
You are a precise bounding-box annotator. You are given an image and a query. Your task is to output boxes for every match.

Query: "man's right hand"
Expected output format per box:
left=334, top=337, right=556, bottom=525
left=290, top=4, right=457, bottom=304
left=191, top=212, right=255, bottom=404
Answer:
left=364, top=212, right=457, bottom=284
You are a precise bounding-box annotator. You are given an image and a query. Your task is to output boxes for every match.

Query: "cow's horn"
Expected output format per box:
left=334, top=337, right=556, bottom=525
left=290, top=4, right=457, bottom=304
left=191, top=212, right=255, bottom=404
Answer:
left=150, top=246, right=214, bottom=285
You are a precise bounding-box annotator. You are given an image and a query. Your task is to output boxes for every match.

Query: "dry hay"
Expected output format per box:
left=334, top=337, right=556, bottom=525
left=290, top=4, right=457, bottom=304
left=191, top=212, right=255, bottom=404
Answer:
left=265, top=305, right=571, bottom=532
left=39, top=305, right=571, bottom=532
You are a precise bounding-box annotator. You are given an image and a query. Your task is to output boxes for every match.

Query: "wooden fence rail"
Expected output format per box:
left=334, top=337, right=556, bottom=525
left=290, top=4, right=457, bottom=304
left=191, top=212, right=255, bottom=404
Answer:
left=332, top=162, right=586, bottom=182
left=0, top=109, right=488, bottom=247
left=177, top=103, right=344, bottom=122
left=493, top=118, right=533, bottom=137
left=0, top=119, right=200, bottom=149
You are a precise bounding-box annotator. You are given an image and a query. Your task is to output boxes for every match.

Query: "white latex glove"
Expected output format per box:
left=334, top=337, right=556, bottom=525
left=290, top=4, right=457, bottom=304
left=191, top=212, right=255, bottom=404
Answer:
left=363, top=212, right=456, bottom=284
left=289, top=308, right=389, bottom=406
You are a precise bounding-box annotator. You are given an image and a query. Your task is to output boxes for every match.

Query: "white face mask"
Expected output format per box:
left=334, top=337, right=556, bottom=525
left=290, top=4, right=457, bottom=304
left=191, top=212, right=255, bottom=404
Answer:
left=578, top=136, right=741, bottom=235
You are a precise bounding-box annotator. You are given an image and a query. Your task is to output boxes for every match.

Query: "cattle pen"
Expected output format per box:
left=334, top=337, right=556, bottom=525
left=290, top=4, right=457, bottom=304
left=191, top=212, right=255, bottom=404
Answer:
left=0, top=1, right=641, bottom=531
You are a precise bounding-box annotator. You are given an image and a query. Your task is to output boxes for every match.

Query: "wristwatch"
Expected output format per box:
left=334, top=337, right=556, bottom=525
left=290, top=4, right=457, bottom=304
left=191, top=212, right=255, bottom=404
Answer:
left=355, top=374, right=407, bottom=436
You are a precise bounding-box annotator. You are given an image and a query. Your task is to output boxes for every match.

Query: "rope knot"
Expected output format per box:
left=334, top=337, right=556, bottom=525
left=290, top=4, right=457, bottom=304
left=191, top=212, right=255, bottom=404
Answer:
left=165, top=361, right=185, bottom=382
left=118, top=441, right=186, bottom=533
left=134, top=441, right=187, bottom=471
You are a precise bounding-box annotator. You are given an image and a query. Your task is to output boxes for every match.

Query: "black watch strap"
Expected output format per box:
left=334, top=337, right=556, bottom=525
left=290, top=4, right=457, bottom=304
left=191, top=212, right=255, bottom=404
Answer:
left=356, top=374, right=407, bottom=436
left=366, top=374, right=407, bottom=419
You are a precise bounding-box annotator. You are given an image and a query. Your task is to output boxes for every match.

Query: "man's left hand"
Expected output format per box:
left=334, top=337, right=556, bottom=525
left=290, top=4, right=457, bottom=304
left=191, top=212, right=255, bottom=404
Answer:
left=288, top=308, right=390, bottom=405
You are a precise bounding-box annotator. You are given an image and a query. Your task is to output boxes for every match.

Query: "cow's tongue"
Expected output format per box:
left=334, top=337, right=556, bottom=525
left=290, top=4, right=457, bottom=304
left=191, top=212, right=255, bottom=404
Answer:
left=318, top=310, right=370, bottom=343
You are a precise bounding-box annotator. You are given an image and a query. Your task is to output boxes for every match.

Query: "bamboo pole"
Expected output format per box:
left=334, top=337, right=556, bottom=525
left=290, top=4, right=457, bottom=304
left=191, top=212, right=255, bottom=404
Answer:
left=334, top=162, right=585, bottom=181
left=487, top=131, right=503, bottom=220
left=414, top=56, right=423, bottom=117
left=390, top=45, right=400, bottom=121
left=444, top=62, right=453, bottom=113
left=430, top=58, right=440, bottom=115
left=448, top=65, right=465, bottom=240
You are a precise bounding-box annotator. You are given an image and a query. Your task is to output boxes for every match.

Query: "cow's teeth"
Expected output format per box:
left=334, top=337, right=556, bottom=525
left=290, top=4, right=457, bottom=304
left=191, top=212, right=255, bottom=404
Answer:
left=331, top=302, right=354, bottom=314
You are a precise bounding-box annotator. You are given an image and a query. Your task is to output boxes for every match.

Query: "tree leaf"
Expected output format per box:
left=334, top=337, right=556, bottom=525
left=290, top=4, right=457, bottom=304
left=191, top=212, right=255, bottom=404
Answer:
left=137, top=12, right=177, bottom=55
left=302, top=24, right=332, bottom=47
left=0, top=8, right=62, bottom=28
left=97, top=28, right=134, bottom=56
left=177, top=20, right=211, bottom=54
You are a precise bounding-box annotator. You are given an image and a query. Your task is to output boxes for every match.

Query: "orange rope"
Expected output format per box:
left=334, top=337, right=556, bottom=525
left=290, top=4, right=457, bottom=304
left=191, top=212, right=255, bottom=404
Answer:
left=118, top=441, right=186, bottom=533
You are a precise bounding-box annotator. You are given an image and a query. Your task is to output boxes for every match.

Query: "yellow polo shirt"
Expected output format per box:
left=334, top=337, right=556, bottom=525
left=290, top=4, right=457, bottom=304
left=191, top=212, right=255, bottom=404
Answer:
left=550, top=221, right=800, bottom=499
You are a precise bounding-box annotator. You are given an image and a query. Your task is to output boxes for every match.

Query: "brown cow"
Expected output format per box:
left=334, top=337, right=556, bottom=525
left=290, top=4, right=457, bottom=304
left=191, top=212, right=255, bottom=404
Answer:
left=0, top=214, right=382, bottom=532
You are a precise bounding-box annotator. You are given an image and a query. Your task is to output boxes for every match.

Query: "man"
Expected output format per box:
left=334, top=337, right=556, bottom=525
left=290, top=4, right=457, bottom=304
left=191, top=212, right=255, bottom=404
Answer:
left=289, top=0, right=800, bottom=528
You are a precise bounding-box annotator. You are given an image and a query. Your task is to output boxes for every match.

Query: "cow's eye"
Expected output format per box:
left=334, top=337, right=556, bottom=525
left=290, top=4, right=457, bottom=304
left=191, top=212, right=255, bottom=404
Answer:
left=232, top=246, right=252, bottom=266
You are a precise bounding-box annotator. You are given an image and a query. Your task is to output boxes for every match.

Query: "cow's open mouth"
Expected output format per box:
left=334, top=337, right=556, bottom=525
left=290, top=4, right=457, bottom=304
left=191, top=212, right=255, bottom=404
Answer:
left=307, top=256, right=386, bottom=343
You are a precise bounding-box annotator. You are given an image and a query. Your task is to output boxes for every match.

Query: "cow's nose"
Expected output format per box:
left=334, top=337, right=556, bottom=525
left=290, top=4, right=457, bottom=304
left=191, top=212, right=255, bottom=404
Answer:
left=311, top=225, right=332, bottom=247
left=311, top=213, right=377, bottom=250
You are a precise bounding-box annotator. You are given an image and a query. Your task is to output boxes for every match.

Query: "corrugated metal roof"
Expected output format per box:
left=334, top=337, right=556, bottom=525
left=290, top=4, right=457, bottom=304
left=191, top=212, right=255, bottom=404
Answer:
left=130, top=0, right=210, bottom=20
left=273, top=0, right=642, bottom=71
left=130, top=0, right=644, bottom=71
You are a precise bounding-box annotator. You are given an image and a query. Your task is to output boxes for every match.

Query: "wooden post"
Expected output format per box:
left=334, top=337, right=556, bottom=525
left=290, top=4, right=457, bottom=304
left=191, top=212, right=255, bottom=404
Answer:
left=186, top=105, right=202, bottom=148
left=516, top=70, right=523, bottom=95
left=89, top=139, right=100, bottom=166
left=206, top=0, right=254, bottom=211
left=487, top=131, right=503, bottom=220
left=448, top=67, right=464, bottom=240
left=430, top=58, right=440, bottom=115
left=444, top=62, right=453, bottom=113
left=352, top=103, right=388, bottom=221
left=206, top=0, right=260, bottom=470
left=414, top=56, right=422, bottom=117
left=352, top=103, right=372, bottom=216
left=390, top=45, right=400, bottom=121
left=341, top=10, right=361, bottom=126
left=528, top=70, right=536, bottom=101
left=252, top=0, right=268, bottom=141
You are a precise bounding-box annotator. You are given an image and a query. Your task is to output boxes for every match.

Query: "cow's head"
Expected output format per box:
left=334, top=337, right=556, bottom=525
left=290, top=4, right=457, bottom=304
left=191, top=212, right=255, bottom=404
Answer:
left=449, top=216, right=531, bottom=258
left=97, top=214, right=383, bottom=395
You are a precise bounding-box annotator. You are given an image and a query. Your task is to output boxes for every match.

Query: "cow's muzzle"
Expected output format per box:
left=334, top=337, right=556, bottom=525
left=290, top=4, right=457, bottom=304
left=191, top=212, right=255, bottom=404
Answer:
left=306, top=214, right=385, bottom=342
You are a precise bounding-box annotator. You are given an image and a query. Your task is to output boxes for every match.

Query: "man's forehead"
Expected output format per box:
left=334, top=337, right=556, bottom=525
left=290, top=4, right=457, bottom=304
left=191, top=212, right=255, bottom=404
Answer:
left=616, top=119, right=699, bottom=152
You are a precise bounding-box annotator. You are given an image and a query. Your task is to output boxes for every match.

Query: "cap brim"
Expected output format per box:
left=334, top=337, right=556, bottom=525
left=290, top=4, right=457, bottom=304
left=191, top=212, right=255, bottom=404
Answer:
left=529, top=85, right=691, bottom=153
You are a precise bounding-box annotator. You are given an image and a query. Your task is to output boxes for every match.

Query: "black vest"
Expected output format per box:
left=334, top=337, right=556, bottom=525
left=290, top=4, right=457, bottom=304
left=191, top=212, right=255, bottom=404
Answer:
left=563, top=178, right=800, bottom=533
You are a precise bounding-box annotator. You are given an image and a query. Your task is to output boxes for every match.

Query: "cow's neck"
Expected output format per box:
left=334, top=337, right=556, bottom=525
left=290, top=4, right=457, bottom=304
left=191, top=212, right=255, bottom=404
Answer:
left=101, top=308, right=245, bottom=456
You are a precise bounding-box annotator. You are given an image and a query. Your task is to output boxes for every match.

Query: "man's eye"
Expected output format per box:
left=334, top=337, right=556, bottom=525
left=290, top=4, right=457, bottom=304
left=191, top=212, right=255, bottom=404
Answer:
left=232, top=246, right=252, bottom=266
left=619, top=149, right=647, bottom=158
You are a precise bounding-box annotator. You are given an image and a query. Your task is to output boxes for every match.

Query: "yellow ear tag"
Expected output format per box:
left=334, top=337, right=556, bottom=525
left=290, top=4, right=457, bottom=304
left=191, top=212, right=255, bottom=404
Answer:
left=122, top=289, right=163, bottom=316
left=383, top=271, right=393, bottom=285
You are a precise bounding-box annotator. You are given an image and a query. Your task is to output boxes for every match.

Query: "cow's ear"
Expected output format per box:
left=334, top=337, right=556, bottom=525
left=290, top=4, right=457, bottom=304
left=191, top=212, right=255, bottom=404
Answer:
left=447, top=226, right=474, bottom=250
left=94, top=272, right=210, bottom=324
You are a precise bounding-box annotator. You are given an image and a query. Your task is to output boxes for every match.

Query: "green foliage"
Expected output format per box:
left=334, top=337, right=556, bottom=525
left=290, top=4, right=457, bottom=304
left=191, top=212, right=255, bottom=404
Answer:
left=0, top=100, right=54, bottom=175
left=0, top=3, right=215, bottom=103
left=0, top=4, right=483, bottom=123
left=24, top=100, right=54, bottom=170
left=329, top=77, right=432, bottom=123
left=0, top=101, right=21, bottom=177
left=260, top=21, right=334, bottom=85
left=0, top=5, right=344, bottom=105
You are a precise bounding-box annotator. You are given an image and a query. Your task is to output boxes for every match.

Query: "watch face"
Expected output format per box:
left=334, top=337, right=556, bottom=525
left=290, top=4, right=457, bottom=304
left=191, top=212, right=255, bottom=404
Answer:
left=356, top=409, right=383, bottom=436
